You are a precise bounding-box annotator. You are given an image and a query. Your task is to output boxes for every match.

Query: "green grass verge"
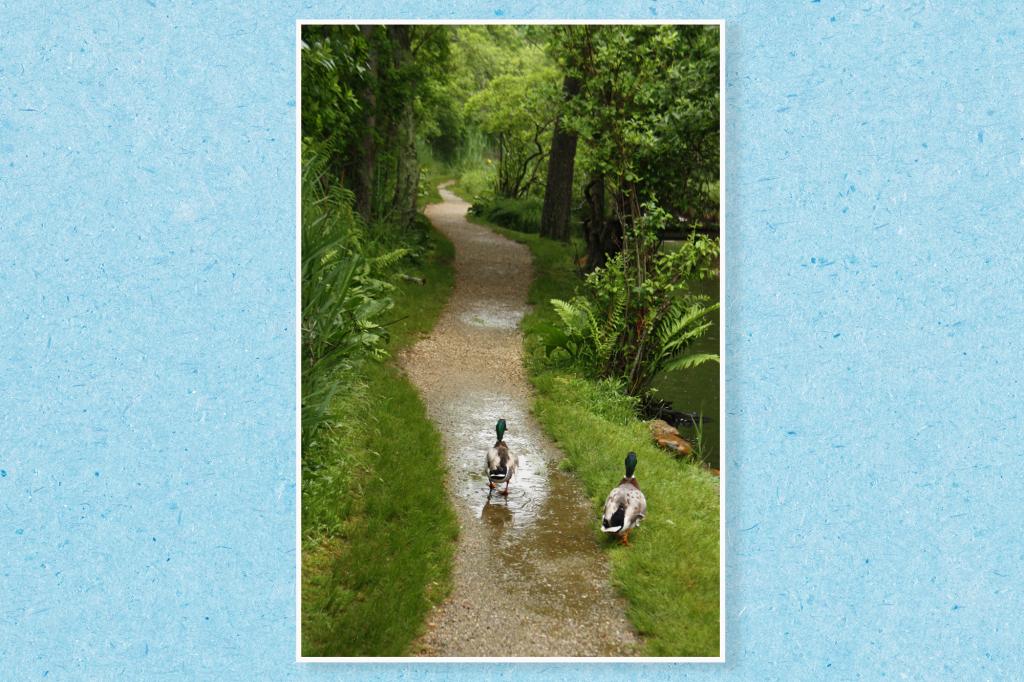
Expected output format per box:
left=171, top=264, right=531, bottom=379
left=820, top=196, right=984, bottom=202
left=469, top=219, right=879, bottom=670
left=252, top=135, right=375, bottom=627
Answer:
left=417, top=156, right=457, bottom=208
left=301, top=226, right=458, bottom=657
left=470, top=196, right=543, bottom=233
left=477, top=218, right=721, bottom=657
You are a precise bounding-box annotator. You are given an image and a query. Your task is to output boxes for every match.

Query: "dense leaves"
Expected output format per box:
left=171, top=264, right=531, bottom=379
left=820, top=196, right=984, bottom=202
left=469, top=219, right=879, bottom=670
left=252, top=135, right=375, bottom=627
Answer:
left=465, top=52, right=560, bottom=198
left=554, top=25, right=720, bottom=230
left=301, top=25, right=451, bottom=224
left=548, top=205, right=720, bottom=395
left=533, top=25, right=722, bottom=394
left=300, top=26, right=455, bottom=443
left=301, top=22, right=722, bottom=420
left=301, top=30, right=366, bottom=172
left=300, top=154, right=407, bottom=444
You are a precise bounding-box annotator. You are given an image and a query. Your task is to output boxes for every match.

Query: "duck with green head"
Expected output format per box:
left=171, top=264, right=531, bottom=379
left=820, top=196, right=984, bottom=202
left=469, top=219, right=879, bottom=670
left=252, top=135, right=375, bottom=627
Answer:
left=485, top=418, right=517, bottom=496
left=601, top=452, right=647, bottom=545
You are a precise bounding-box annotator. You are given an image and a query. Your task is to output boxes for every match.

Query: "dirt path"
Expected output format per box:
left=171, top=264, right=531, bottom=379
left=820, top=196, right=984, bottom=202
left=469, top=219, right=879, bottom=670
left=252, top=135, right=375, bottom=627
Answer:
left=400, top=185, right=639, bottom=657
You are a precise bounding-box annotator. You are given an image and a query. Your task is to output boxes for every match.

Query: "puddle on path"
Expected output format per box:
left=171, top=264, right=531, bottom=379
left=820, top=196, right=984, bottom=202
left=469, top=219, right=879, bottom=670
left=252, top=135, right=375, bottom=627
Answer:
left=457, top=303, right=526, bottom=330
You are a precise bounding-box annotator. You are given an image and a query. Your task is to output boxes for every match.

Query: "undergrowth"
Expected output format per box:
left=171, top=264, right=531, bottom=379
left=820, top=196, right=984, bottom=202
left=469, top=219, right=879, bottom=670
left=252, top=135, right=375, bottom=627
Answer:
left=470, top=196, right=543, bottom=233
left=301, top=226, right=458, bottom=657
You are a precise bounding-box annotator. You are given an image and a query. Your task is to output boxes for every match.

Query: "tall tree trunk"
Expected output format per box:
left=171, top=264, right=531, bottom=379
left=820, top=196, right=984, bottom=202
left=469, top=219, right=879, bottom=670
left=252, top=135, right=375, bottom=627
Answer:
left=387, top=25, right=420, bottom=229
left=540, top=75, right=581, bottom=241
left=392, top=101, right=419, bottom=228
left=583, top=173, right=618, bottom=271
left=354, top=25, right=378, bottom=220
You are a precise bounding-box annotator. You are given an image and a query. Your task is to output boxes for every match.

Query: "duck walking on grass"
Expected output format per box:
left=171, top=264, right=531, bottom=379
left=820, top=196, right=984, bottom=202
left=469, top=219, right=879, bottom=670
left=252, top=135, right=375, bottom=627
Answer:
left=602, top=452, right=647, bottom=545
left=486, top=418, right=516, bottom=496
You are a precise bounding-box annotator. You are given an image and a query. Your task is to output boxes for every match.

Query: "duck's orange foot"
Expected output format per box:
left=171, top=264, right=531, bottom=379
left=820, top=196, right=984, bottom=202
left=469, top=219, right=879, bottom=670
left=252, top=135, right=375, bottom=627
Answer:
left=488, top=481, right=496, bottom=490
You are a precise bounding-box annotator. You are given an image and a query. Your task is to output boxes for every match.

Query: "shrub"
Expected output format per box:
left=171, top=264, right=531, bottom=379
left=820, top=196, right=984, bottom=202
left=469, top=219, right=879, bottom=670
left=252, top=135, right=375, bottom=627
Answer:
left=547, top=203, right=720, bottom=395
left=300, top=152, right=407, bottom=445
left=457, top=164, right=496, bottom=202
left=470, top=196, right=543, bottom=233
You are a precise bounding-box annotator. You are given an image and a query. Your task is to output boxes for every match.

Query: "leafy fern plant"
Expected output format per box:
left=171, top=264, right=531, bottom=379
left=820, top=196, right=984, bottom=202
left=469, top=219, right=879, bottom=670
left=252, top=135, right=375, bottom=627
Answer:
left=548, top=203, right=719, bottom=395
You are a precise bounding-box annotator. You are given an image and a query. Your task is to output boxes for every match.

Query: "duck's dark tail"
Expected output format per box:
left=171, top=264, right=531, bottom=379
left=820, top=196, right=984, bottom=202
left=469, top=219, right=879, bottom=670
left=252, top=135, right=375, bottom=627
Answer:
left=602, top=506, right=625, bottom=533
left=489, top=464, right=508, bottom=481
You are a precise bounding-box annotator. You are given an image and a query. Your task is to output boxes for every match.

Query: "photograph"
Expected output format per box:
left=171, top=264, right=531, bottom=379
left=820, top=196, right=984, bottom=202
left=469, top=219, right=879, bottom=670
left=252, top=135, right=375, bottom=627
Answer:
left=297, top=20, right=724, bottom=660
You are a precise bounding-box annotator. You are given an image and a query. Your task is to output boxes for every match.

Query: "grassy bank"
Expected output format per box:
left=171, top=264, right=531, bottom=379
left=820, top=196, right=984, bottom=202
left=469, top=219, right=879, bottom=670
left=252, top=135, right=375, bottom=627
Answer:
left=301, top=225, right=458, bottom=657
left=476, top=218, right=722, bottom=657
left=417, top=154, right=457, bottom=209
left=470, top=196, right=543, bottom=233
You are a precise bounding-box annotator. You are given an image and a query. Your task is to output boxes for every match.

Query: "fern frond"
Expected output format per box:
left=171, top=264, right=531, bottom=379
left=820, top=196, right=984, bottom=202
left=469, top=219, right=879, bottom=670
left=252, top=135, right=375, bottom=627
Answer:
left=372, top=247, right=409, bottom=270
left=660, top=352, right=720, bottom=374
left=550, top=298, right=588, bottom=333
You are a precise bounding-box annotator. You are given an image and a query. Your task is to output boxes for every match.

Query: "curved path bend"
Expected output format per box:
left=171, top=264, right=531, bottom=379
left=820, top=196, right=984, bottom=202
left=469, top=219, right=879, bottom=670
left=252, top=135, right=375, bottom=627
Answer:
left=400, top=185, right=639, bottom=656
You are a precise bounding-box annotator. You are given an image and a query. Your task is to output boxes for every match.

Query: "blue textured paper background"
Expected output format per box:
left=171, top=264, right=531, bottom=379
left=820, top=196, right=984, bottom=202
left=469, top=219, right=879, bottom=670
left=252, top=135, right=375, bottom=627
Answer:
left=2, top=1, right=1022, bottom=679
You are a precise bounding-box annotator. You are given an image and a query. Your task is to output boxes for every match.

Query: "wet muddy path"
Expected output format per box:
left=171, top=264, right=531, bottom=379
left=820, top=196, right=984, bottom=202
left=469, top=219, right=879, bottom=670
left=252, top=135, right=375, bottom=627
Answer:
left=400, top=186, right=639, bottom=657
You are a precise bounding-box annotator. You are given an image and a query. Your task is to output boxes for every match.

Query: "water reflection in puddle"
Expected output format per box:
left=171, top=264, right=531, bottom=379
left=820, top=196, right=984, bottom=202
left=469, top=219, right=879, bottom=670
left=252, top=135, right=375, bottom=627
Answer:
left=445, top=393, right=550, bottom=538
left=441, top=389, right=608, bottom=587
left=458, top=304, right=526, bottom=330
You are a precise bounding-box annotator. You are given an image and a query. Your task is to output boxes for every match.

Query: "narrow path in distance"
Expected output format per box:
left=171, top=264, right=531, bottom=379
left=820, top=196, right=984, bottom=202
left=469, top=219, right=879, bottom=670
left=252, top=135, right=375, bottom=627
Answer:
left=400, top=184, right=639, bottom=656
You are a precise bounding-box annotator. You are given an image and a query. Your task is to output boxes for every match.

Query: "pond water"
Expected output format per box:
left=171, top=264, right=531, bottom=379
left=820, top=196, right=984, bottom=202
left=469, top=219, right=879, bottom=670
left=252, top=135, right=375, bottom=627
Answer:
left=647, top=274, right=721, bottom=469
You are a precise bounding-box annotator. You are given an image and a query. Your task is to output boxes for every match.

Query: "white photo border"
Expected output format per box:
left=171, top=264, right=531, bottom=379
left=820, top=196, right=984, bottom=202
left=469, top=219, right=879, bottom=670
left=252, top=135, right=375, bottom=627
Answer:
left=295, top=18, right=726, bottom=664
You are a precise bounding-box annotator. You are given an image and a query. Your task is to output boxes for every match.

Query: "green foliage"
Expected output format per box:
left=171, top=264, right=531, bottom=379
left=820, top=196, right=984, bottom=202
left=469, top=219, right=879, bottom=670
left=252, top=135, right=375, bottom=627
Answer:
left=302, top=222, right=457, bottom=657
left=547, top=296, right=623, bottom=371
left=301, top=153, right=408, bottom=445
left=469, top=196, right=544, bottom=233
left=456, top=162, right=496, bottom=202
left=465, top=57, right=561, bottom=198
left=417, top=146, right=456, bottom=207
left=302, top=25, right=455, bottom=227
left=301, top=143, right=447, bottom=446
left=426, top=26, right=554, bottom=172
left=300, top=28, right=366, bottom=164
left=419, top=27, right=507, bottom=163
left=547, top=204, right=720, bottom=395
left=555, top=25, right=720, bottom=225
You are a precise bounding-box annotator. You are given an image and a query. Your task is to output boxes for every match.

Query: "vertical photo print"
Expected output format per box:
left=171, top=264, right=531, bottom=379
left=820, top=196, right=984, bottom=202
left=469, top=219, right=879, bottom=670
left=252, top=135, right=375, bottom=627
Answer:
left=297, top=21, right=724, bottom=660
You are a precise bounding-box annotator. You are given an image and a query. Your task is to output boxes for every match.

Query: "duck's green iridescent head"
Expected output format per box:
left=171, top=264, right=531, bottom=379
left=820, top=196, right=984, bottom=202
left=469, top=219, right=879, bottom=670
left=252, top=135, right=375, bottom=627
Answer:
left=496, top=419, right=507, bottom=442
left=625, top=451, right=638, bottom=478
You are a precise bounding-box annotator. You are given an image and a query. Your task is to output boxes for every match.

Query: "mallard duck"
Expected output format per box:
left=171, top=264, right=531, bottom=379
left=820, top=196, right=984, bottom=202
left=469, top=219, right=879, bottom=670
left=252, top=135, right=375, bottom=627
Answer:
left=486, top=418, right=516, bottom=496
left=601, top=452, right=647, bottom=545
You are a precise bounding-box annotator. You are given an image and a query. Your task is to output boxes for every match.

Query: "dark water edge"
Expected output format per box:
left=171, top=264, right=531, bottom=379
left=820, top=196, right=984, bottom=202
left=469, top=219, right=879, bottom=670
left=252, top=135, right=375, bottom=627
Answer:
left=646, top=274, right=721, bottom=469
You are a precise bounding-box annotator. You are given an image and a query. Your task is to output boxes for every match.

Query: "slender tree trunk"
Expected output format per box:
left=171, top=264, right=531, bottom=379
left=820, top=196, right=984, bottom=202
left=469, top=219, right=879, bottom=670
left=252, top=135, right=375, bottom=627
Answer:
left=354, top=25, right=378, bottom=220
left=540, top=75, right=581, bottom=241
left=497, top=134, right=509, bottom=197
left=387, top=25, right=420, bottom=229
left=583, top=173, right=618, bottom=271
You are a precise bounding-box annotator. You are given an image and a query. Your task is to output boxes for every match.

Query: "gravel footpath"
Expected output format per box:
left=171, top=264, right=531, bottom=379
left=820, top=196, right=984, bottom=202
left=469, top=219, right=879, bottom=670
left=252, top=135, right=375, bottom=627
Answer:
left=399, top=185, right=639, bottom=657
